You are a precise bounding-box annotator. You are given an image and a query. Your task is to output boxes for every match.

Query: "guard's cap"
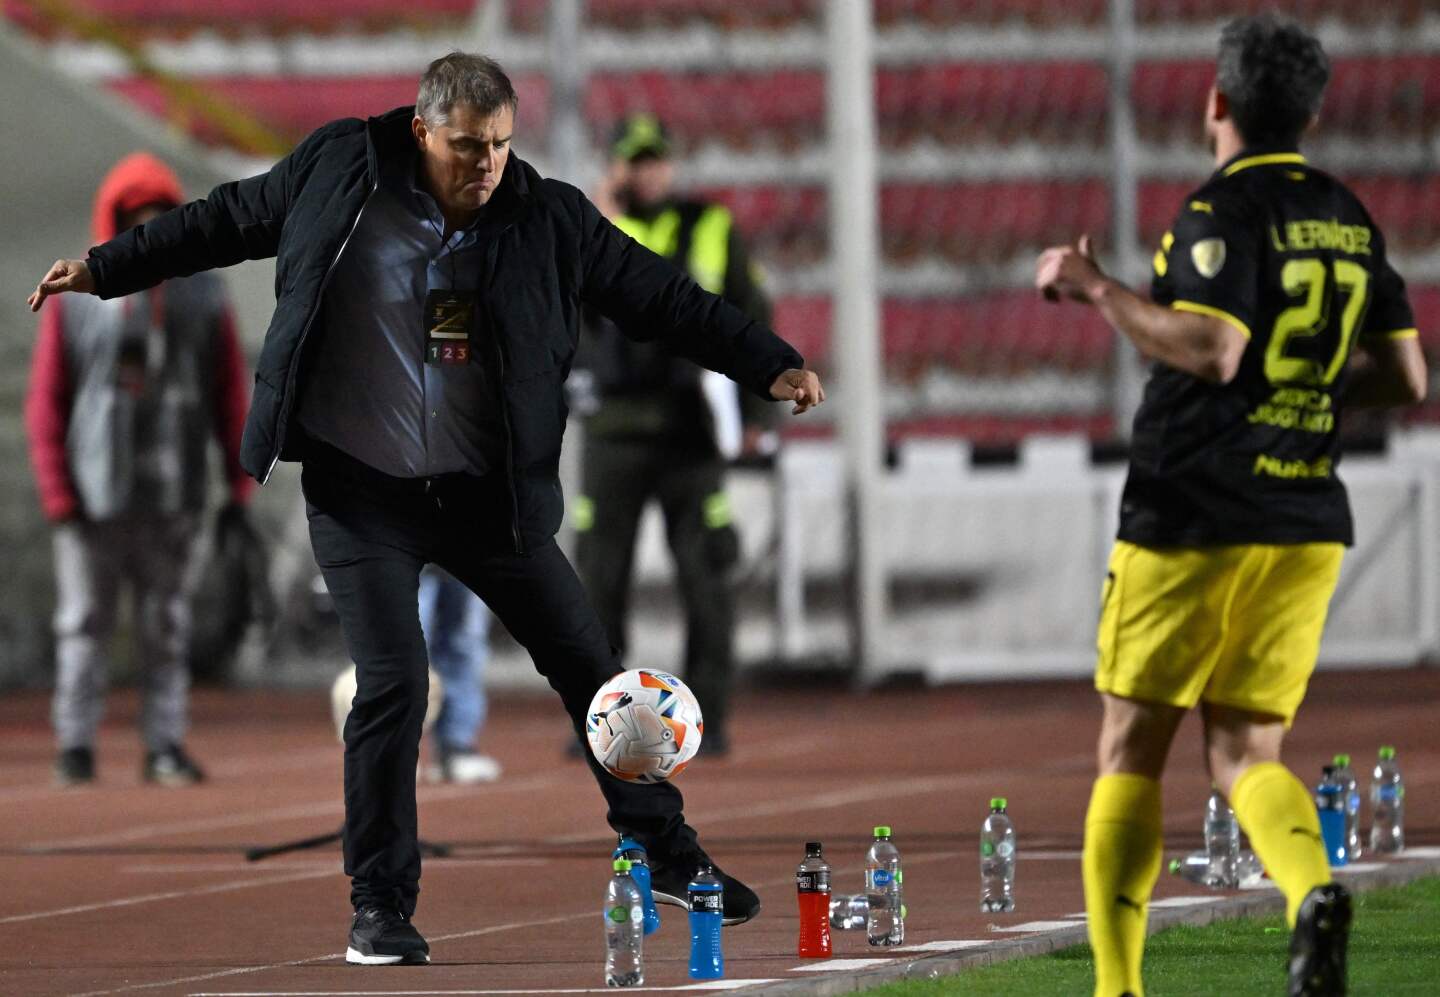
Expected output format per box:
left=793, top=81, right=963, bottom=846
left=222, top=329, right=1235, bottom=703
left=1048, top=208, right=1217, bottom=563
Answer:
left=611, top=113, right=671, bottom=162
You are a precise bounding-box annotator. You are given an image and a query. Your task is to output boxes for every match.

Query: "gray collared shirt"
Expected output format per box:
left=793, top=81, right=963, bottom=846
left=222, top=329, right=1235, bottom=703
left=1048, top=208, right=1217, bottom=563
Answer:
left=297, top=159, right=504, bottom=478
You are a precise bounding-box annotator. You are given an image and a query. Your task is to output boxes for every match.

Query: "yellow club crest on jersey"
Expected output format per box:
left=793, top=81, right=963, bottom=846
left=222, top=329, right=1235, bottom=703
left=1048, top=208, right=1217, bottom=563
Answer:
left=1191, top=237, right=1226, bottom=279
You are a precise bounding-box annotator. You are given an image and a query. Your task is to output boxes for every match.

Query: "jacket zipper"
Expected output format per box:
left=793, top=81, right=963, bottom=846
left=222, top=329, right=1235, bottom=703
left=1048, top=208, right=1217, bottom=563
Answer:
left=262, top=178, right=380, bottom=484
left=484, top=227, right=525, bottom=555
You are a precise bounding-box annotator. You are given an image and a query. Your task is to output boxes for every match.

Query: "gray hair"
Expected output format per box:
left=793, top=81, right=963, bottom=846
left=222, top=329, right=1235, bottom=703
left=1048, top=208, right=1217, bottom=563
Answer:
left=416, top=52, right=518, bottom=126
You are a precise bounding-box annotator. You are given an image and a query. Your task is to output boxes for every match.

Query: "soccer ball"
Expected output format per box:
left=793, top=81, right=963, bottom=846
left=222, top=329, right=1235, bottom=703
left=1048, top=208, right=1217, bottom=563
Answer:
left=586, top=668, right=704, bottom=783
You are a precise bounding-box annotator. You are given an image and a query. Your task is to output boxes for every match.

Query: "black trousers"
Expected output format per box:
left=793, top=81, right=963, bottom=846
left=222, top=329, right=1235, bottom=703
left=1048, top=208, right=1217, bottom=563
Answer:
left=301, top=448, right=695, bottom=916
left=575, top=437, right=736, bottom=741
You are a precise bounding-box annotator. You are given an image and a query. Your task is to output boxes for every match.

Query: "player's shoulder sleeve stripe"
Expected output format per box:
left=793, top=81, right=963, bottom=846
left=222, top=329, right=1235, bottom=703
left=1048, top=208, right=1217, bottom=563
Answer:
left=1172, top=300, right=1252, bottom=339
left=1362, top=327, right=1420, bottom=341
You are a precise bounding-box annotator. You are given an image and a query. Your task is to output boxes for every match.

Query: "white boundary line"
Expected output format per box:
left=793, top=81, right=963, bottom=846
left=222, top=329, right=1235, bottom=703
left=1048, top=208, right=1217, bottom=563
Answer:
left=25, top=772, right=568, bottom=851
left=0, top=867, right=337, bottom=926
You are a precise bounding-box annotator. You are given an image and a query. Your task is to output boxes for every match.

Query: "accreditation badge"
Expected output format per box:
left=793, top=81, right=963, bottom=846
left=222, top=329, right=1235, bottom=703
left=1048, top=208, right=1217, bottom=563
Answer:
left=424, top=289, right=475, bottom=366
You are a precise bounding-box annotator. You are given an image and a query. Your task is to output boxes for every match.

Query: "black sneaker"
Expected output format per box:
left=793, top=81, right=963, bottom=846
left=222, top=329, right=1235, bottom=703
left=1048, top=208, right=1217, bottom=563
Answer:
left=142, top=744, right=206, bottom=787
left=649, top=847, right=761, bottom=925
left=1289, top=882, right=1352, bottom=996
left=346, top=906, right=430, bottom=965
left=54, top=746, right=95, bottom=786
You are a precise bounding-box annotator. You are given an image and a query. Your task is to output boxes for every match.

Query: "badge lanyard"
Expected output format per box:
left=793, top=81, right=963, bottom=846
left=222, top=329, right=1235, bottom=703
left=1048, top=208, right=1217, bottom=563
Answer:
left=423, top=215, right=477, bottom=367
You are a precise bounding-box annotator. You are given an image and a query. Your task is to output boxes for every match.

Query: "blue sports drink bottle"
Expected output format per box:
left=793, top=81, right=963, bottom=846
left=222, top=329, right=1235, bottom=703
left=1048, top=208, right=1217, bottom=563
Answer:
left=613, top=836, right=660, bottom=934
left=1315, top=766, right=1348, bottom=867
left=687, top=864, right=724, bottom=980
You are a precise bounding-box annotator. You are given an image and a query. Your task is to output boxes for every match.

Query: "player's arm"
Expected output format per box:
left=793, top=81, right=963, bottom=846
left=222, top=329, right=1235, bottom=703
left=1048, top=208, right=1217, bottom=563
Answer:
left=1346, top=247, right=1428, bottom=408
left=1036, top=235, right=1247, bottom=384
left=1345, top=335, right=1427, bottom=408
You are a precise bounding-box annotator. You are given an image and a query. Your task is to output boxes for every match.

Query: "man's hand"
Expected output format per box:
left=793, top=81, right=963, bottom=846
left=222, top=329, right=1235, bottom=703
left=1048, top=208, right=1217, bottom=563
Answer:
left=28, top=259, right=95, bottom=312
left=770, top=368, right=825, bottom=414
left=1036, top=234, right=1108, bottom=305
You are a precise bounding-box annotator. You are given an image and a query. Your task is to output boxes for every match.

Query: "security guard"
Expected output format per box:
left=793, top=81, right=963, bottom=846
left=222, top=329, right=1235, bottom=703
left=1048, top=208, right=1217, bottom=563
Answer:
left=574, top=115, right=774, bottom=756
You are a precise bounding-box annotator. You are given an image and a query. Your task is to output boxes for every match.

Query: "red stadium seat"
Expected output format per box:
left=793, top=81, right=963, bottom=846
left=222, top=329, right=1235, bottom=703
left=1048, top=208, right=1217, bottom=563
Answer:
left=105, top=74, right=551, bottom=147
left=699, top=181, right=1111, bottom=266
left=2, top=0, right=475, bottom=35
left=772, top=294, right=1115, bottom=375
left=1133, top=57, right=1440, bottom=142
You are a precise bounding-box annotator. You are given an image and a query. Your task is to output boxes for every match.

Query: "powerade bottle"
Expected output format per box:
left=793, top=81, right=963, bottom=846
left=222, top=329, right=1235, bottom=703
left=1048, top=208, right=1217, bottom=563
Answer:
left=613, top=836, right=660, bottom=934
left=1333, top=754, right=1362, bottom=862
left=604, top=859, right=644, bottom=987
left=980, top=798, right=1016, bottom=913
left=1315, top=765, right=1347, bottom=867
left=1370, top=746, right=1405, bottom=854
left=865, top=826, right=904, bottom=946
left=687, top=865, right=723, bottom=980
left=796, top=841, right=832, bottom=958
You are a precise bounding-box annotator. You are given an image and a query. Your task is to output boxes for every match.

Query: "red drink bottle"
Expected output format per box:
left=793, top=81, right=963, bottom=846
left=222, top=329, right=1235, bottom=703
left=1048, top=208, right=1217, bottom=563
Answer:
left=797, top=841, right=833, bottom=958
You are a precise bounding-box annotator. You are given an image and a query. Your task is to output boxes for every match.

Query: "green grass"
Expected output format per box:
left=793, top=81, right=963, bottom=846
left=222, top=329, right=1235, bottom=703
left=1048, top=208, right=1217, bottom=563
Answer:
left=859, top=876, right=1440, bottom=996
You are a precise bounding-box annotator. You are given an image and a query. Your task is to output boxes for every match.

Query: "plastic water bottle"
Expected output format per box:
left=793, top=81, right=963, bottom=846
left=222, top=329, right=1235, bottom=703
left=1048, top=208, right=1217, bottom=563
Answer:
left=687, top=865, right=723, bottom=979
left=1204, top=787, right=1240, bottom=887
left=796, top=841, right=832, bottom=958
left=613, top=836, right=660, bottom=935
left=604, top=859, right=644, bottom=987
left=865, top=826, right=904, bottom=946
left=828, top=893, right=869, bottom=930
left=1315, top=765, right=1348, bottom=867
left=980, top=798, right=1016, bottom=913
left=1170, top=849, right=1264, bottom=888
left=1370, top=746, right=1405, bottom=854
left=1333, top=754, right=1362, bottom=861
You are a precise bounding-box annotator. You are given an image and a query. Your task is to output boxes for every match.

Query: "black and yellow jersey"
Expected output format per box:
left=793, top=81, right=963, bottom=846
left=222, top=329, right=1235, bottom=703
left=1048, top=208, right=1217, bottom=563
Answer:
left=1120, top=147, right=1418, bottom=547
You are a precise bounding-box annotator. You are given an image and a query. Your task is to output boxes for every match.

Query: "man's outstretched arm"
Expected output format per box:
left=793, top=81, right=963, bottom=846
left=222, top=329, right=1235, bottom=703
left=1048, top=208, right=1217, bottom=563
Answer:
left=28, top=119, right=347, bottom=312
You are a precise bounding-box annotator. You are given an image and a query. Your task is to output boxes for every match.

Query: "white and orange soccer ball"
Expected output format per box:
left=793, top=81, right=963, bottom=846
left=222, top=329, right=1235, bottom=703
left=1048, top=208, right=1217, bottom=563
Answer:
left=585, top=668, right=704, bottom=783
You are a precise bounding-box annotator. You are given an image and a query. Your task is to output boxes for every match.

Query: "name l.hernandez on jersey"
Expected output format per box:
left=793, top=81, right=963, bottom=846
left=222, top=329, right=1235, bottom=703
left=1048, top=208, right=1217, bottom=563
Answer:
left=1120, top=148, right=1418, bottom=547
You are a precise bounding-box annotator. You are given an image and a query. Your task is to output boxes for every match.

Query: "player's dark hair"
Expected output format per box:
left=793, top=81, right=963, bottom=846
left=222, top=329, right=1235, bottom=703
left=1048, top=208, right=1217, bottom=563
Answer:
left=1216, top=14, right=1329, bottom=147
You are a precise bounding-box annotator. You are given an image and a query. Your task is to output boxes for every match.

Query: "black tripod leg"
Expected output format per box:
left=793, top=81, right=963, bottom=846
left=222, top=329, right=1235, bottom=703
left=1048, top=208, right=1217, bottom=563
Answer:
left=245, top=826, right=344, bottom=862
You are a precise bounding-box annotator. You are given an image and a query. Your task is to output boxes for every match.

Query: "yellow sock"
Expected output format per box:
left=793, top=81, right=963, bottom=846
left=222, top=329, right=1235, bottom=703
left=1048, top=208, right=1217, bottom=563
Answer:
left=1230, top=761, right=1332, bottom=926
left=1084, top=773, right=1162, bottom=997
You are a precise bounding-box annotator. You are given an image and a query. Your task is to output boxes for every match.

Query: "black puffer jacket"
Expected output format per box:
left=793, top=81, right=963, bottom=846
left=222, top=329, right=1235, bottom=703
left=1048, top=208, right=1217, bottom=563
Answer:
left=86, top=106, right=803, bottom=549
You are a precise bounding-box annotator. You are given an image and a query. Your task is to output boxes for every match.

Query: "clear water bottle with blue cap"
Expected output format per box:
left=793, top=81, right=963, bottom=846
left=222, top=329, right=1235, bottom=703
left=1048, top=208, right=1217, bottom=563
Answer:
left=1315, top=765, right=1347, bottom=867
left=604, top=858, right=644, bottom=987
left=687, top=864, right=723, bottom=979
left=865, top=825, right=904, bottom=946
left=613, top=836, right=659, bottom=934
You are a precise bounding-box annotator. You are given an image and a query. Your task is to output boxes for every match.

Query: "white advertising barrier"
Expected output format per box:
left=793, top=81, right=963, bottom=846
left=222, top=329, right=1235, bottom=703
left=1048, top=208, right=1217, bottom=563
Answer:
left=772, top=431, right=1440, bottom=682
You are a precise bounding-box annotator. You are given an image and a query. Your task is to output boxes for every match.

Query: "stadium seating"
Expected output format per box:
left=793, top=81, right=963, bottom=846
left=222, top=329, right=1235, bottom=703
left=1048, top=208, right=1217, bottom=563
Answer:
left=4, top=0, right=1435, bottom=444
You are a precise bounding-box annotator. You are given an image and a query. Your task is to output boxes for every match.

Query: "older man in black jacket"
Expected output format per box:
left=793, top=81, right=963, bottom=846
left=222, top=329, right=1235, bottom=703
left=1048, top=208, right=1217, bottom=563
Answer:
left=30, top=52, right=823, bottom=966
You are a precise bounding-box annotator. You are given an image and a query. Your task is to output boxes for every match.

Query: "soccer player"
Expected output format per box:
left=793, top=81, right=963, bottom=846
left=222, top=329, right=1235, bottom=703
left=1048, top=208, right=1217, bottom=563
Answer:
left=1036, top=14, right=1427, bottom=997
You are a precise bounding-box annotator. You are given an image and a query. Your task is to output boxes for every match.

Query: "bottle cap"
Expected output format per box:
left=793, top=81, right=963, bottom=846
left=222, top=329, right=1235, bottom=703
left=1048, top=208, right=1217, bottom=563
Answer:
left=873, top=826, right=891, bottom=838
left=990, top=797, right=1007, bottom=810
left=1333, top=753, right=1350, bottom=766
left=1379, top=746, right=1396, bottom=760
left=805, top=841, right=823, bottom=854
left=1168, top=858, right=1182, bottom=874
left=613, top=858, right=632, bottom=872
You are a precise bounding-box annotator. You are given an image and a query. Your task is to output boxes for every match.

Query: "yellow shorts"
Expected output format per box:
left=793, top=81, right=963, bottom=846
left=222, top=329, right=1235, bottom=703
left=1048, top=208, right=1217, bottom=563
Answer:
left=1095, top=540, right=1344, bottom=724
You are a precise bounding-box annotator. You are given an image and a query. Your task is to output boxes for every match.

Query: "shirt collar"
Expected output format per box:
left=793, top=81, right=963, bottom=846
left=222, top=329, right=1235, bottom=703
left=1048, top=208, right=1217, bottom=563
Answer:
left=1216, top=146, right=1307, bottom=178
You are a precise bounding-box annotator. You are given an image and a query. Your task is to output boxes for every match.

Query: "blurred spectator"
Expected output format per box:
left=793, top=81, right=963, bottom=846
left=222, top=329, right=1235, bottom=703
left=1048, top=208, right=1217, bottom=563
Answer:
left=418, top=566, right=501, bottom=784
left=24, top=152, right=253, bottom=787
left=574, top=115, right=776, bottom=757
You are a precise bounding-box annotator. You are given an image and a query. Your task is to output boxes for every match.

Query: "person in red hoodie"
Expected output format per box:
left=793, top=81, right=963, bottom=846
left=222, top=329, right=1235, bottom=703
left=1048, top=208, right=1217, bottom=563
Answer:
left=24, top=152, right=253, bottom=787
